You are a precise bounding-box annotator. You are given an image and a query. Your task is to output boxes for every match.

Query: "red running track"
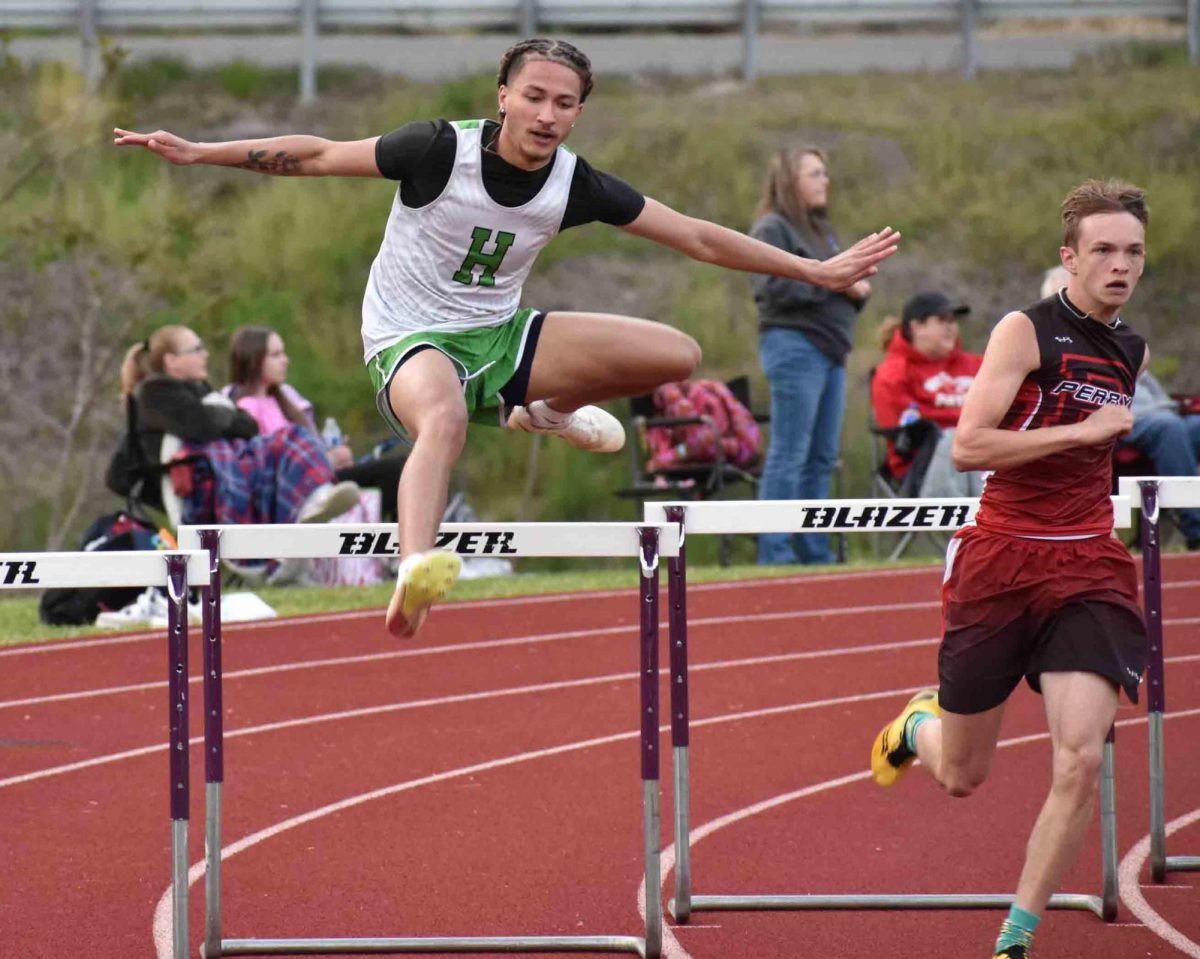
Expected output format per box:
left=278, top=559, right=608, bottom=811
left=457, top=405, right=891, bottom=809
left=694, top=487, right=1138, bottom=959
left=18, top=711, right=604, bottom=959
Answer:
left=1, top=558, right=1199, bottom=959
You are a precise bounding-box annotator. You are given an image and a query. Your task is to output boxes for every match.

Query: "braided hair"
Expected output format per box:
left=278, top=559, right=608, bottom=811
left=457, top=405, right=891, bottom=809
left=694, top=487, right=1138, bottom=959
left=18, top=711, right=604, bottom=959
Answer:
left=496, top=37, right=594, bottom=117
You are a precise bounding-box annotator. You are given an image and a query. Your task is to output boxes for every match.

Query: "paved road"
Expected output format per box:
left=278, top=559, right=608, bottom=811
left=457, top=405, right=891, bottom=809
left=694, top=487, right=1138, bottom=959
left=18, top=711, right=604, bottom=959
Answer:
left=8, top=28, right=1182, bottom=81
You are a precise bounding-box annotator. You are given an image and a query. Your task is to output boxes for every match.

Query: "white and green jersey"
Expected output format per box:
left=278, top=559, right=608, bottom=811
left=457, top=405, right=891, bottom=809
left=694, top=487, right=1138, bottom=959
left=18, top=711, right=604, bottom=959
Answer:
left=361, top=119, right=576, bottom=362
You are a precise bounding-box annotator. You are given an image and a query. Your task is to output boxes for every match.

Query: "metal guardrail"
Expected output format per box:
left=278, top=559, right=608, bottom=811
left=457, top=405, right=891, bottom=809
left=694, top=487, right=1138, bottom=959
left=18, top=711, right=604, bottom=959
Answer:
left=2, top=0, right=1196, bottom=92
left=1, top=0, right=1190, bottom=28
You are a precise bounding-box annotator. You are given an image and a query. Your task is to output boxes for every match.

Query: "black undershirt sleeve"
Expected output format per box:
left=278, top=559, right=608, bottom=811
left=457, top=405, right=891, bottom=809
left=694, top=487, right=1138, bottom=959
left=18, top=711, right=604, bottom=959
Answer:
left=561, top=156, right=646, bottom=231
left=374, top=118, right=456, bottom=207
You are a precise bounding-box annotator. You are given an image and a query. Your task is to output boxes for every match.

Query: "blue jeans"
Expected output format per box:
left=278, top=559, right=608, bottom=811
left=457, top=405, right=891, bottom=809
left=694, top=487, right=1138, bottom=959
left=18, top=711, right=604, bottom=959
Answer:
left=1125, top=411, right=1200, bottom=541
left=757, top=328, right=846, bottom=564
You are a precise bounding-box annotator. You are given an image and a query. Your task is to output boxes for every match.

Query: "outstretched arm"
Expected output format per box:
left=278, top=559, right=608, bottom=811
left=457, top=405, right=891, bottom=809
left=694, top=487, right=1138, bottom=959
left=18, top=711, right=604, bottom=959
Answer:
left=952, top=311, right=1133, bottom=471
left=620, top=197, right=899, bottom=291
left=113, top=128, right=382, bottom=177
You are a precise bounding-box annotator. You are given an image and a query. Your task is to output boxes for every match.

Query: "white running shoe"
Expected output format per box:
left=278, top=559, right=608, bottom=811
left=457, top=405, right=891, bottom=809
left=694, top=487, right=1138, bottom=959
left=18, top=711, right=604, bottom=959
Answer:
left=96, top=588, right=201, bottom=630
left=266, top=556, right=312, bottom=587
left=95, top=588, right=162, bottom=630
left=297, top=480, right=361, bottom=523
left=385, top=550, right=462, bottom=638
left=507, top=401, right=625, bottom=453
left=148, top=593, right=204, bottom=629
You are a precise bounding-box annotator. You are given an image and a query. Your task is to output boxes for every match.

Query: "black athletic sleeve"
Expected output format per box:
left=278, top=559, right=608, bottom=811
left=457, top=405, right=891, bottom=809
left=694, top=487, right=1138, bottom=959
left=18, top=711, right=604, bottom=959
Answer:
left=560, top=155, right=646, bottom=231
left=374, top=118, right=457, bottom=207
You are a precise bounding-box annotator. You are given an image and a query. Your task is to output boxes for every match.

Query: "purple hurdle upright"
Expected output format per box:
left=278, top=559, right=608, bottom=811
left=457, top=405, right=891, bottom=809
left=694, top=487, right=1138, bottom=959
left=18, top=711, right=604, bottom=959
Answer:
left=638, top=526, right=664, bottom=959
left=199, top=529, right=225, bottom=957
left=1135, top=478, right=1200, bottom=880
left=165, top=553, right=194, bottom=959
left=182, top=520, right=673, bottom=958
left=664, top=506, right=691, bottom=923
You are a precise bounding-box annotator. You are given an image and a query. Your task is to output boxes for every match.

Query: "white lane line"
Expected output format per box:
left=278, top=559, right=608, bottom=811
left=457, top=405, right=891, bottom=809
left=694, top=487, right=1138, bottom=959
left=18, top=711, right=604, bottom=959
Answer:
left=11, top=600, right=1200, bottom=710
left=0, top=602, right=948, bottom=710
left=16, top=564, right=1199, bottom=658
left=7, top=637, right=1200, bottom=790
left=643, top=706, right=1200, bottom=959
left=0, top=565, right=947, bottom=658
left=1119, top=810, right=1200, bottom=957
left=0, top=645, right=937, bottom=790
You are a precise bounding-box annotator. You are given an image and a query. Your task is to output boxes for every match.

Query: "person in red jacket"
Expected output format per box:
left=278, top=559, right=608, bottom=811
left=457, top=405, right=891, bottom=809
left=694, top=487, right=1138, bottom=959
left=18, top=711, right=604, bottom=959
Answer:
left=871, top=290, right=985, bottom=496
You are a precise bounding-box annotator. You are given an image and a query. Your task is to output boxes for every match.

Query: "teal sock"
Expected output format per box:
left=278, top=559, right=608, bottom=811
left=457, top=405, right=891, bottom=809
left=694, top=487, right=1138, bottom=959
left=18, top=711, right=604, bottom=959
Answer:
left=903, top=710, right=932, bottom=752
left=995, top=905, right=1040, bottom=953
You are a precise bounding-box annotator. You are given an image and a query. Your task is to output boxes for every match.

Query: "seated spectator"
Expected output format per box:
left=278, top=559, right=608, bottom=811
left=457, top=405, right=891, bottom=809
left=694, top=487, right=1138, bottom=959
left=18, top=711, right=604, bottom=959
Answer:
left=1040, top=264, right=1071, bottom=300
left=107, top=324, right=360, bottom=531
left=871, top=290, right=986, bottom=498
left=1042, top=266, right=1200, bottom=549
left=1125, top=369, right=1200, bottom=548
left=226, top=325, right=404, bottom=524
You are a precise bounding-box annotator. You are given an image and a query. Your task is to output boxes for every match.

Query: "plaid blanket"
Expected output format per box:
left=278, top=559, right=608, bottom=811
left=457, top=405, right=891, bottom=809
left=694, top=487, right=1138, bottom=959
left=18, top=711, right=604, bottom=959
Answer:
left=180, top=424, right=335, bottom=525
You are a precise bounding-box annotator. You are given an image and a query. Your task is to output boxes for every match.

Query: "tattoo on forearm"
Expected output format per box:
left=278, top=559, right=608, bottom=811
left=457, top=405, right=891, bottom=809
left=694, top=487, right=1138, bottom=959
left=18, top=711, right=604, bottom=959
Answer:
left=236, top=149, right=302, bottom=174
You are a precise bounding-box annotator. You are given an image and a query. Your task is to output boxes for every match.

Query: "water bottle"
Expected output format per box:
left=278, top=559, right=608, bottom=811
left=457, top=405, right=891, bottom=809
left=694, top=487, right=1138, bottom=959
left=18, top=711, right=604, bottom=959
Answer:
left=898, top=403, right=920, bottom=427
left=321, top=416, right=342, bottom=449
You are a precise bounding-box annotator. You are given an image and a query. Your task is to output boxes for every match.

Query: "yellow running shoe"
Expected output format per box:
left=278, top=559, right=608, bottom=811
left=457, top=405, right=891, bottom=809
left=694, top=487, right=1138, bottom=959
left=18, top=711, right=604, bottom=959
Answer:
left=385, top=550, right=462, bottom=639
left=870, top=688, right=940, bottom=787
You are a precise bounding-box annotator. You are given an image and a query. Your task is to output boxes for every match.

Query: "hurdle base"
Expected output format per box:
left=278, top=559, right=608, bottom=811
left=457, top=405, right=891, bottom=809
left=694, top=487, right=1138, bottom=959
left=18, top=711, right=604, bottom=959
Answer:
left=220, top=935, right=647, bottom=956
left=173, top=818, right=190, bottom=959
left=677, top=893, right=1105, bottom=918
left=1164, top=857, right=1200, bottom=872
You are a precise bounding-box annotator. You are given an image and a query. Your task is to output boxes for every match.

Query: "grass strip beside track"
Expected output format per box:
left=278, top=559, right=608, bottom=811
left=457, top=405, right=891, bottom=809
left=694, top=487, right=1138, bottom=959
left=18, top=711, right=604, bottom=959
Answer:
left=0, top=557, right=934, bottom=648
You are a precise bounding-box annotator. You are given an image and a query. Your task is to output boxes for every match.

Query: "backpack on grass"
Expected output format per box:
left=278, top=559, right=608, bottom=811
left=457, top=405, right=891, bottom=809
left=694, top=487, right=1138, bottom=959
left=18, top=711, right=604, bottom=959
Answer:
left=37, top=512, right=174, bottom=626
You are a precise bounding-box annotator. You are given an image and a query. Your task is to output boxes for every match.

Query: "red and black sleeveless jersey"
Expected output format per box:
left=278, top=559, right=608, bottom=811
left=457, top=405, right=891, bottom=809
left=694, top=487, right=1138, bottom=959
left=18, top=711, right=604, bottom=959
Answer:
left=975, top=291, right=1145, bottom=538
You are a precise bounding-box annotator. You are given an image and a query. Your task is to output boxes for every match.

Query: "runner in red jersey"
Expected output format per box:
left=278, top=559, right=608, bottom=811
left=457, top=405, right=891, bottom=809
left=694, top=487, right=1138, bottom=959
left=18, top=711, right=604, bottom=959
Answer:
left=869, top=180, right=1151, bottom=959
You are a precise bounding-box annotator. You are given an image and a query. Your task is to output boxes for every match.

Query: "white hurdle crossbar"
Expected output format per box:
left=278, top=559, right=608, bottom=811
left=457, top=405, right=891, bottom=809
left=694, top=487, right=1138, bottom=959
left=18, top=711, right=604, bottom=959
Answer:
left=644, top=497, right=1133, bottom=923
left=175, top=522, right=681, bottom=959
left=1119, top=476, right=1200, bottom=880
left=0, top=549, right=209, bottom=959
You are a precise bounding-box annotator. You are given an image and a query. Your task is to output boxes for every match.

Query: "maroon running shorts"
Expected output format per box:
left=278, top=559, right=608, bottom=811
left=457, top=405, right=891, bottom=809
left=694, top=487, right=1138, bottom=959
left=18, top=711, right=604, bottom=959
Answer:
left=938, top=524, right=1146, bottom=714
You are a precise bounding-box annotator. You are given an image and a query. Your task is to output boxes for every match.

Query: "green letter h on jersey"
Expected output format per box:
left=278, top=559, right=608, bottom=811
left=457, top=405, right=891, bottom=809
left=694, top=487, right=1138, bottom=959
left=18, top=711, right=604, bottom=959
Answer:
left=452, top=226, right=516, bottom=287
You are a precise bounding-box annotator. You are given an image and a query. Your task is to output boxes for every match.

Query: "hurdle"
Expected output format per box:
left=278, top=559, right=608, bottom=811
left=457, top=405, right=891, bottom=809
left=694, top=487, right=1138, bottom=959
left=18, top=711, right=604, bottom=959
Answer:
left=175, top=521, right=681, bottom=959
left=1120, top=475, right=1200, bottom=881
left=0, top=548, right=208, bottom=959
left=644, top=496, right=1134, bottom=923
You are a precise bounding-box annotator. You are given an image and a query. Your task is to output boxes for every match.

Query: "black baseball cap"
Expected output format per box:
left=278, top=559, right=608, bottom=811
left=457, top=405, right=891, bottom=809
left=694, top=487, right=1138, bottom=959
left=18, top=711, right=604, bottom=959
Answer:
left=902, top=291, right=970, bottom=324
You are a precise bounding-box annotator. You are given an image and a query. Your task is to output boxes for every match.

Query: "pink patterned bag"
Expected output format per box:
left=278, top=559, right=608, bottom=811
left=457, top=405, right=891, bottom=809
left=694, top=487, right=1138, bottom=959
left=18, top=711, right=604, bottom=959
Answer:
left=645, top=380, right=762, bottom=472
